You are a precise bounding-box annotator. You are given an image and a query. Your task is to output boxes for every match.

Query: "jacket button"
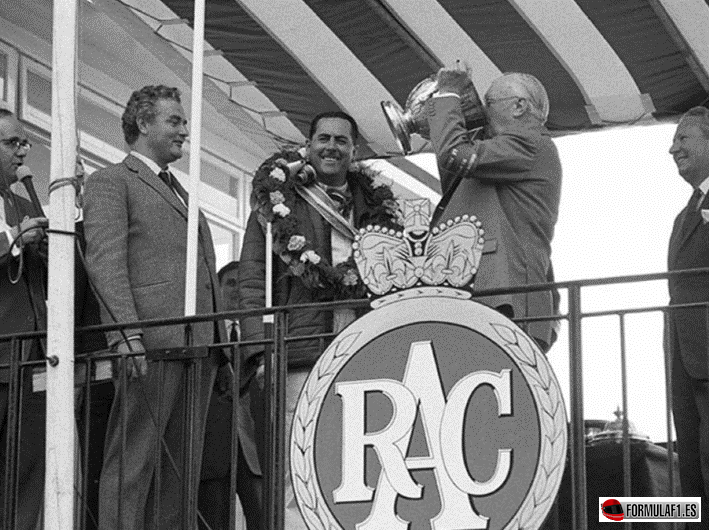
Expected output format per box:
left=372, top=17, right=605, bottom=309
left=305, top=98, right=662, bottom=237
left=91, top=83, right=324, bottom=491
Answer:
left=205, top=283, right=211, bottom=290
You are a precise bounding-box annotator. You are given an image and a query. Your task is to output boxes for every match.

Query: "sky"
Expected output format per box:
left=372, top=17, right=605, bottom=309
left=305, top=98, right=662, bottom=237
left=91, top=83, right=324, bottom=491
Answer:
left=550, top=122, right=687, bottom=442
left=412, top=122, right=686, bottom=442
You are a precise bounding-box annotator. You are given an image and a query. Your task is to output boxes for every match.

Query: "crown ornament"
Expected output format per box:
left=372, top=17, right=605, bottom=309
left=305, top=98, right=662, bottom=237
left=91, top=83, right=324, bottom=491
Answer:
left=353, top=199, right=484, bottom=296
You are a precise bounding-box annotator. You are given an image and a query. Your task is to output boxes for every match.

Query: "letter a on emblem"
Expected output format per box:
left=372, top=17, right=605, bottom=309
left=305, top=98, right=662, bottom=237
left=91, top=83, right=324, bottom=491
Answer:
left=334, top=341, right=513, bottom=530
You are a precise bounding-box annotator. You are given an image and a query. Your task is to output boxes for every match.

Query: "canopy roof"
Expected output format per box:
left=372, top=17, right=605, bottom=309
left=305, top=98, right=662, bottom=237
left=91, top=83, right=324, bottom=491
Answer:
left=155, top=1, right=708, bottom=131
left=73, top=0, right=709, bottom=195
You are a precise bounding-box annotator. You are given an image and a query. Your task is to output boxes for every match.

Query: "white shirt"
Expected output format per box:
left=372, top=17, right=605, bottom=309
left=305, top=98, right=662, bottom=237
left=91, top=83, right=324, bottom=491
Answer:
left=1, top=197, right=21, bottom=257
left=317, top=182, right=353, bottom=266
left=698, top=176, right=709, bottom=205
left=129, top=151, right=186, bottom=208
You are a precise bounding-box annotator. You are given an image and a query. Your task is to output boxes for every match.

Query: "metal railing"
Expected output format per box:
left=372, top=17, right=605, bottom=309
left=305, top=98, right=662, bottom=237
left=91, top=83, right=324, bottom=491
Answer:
left=1, top=268, right=705, bottom=529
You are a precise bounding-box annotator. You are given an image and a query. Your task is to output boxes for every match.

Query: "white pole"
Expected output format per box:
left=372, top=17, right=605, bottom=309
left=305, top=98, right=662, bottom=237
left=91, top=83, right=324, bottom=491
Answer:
left=265, top=221, right=273, bottom=314
left=45, top=0, right=77, bottom=527
left=184, top=0, right=206, bottom=316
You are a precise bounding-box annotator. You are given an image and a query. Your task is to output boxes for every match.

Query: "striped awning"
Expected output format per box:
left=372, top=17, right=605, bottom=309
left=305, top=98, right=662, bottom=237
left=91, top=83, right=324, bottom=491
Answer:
left=123, top=0, right=709, bottom=195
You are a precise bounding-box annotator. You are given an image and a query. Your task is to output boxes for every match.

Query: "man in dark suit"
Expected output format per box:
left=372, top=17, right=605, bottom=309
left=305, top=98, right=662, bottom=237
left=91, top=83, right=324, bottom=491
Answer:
left=667, top=105, right=709, bottom=523
left=0, top=109, right=48, bottom=530
left=426, top=70, right=562, bottom=353
left=83, top=86, right=224, bottom=530
left=199, top=260, right=263, bottom=530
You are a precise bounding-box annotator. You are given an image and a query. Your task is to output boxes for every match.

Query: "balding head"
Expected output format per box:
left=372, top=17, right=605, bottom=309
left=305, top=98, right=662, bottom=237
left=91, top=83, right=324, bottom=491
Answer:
left=484, top=73, right=549, bottom=135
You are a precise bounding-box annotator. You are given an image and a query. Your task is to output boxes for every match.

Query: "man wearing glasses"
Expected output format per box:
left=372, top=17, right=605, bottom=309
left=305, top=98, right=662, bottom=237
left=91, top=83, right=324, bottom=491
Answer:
left=426, top=70, right=562, bottom=354
left=0, top=109, right=49, bottom=530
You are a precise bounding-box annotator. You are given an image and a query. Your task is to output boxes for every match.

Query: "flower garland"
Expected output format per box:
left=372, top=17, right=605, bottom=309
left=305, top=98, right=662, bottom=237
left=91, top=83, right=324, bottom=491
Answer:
left=252, top=147, right=403, bottom=300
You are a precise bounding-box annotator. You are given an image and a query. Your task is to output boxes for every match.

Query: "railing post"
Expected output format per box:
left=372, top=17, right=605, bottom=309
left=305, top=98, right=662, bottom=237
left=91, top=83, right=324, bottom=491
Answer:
left=265, top=309, right=286, bottom=530
left=568, top=284, right=588, bottom=530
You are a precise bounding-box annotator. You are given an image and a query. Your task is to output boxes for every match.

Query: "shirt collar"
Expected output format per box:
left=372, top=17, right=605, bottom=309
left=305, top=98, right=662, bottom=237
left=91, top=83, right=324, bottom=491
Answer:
left=698, top=176, right=709, bottom=197
left=130, top=150, right=165, bottom=176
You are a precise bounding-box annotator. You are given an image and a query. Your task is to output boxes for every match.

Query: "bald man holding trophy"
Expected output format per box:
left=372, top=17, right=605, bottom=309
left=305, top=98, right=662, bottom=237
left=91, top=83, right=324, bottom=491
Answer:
left=382, top=66, right=562, bottom=353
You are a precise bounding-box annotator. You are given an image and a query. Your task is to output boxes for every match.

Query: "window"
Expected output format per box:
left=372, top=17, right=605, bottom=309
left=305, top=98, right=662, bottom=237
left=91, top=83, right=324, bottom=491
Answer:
left=0, top=41, right=19, bottom=109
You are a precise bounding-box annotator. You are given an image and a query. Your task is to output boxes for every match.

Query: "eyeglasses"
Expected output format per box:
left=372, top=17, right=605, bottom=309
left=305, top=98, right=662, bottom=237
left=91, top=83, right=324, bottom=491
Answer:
left=485, top=95, right=522, bottom=106
left=0, top=139, right=32, bottom=153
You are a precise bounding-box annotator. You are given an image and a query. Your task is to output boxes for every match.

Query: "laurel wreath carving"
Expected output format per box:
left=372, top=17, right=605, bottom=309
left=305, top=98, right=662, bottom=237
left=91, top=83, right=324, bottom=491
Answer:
left=490, top=323, right=568, bottom=530
left=291, top=331, right=362, bottom=530
left=290, top=320, right=567, bottom=530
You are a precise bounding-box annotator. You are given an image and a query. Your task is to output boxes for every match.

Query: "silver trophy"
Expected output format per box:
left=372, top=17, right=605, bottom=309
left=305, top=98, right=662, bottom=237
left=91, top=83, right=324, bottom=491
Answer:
left=381, top=74, right=486, bottom=154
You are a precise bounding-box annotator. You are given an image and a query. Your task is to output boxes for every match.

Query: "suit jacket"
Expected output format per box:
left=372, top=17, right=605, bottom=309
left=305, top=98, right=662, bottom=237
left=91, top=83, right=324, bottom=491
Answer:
left=667, top=192, right=709, bottom=379
left=427, top=96, right=562, bottom=347
left=83, top=154, right=223, bottom=352
left=0, top=193, right=46, bottom=381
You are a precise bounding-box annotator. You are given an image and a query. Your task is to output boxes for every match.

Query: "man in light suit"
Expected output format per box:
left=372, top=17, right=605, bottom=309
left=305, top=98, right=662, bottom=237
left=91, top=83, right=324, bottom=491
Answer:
left=667, top=106, right=709, bottom=524
left=426, top=70, right=562, bottom=352
left=84, top=85, right=224, bottom=530
left=0, top=109, right=48, bottom=530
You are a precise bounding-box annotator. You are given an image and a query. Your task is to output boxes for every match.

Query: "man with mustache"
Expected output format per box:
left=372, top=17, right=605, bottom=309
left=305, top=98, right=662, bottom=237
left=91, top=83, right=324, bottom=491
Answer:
left=83, top=85, right=225, bottom=530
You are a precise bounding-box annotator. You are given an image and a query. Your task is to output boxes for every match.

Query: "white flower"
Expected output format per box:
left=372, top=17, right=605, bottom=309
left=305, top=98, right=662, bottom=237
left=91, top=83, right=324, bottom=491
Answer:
left=269, top=167, right=286, bottom=182
left=342, top=269, right=359, bottom=286
left=270, top=191, right=285, bottom=204
left=272, top=203, right=291, bottom=217
left=300, top=250, right=321, bottom=265
left=287, top=235, right=306, bottom=251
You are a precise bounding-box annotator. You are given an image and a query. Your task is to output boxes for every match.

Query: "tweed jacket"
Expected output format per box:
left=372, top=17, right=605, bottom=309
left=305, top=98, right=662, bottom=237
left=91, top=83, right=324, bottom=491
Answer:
left=83, top=154, right=223, bottom=352
left=427, top=95, right=562, bottom=347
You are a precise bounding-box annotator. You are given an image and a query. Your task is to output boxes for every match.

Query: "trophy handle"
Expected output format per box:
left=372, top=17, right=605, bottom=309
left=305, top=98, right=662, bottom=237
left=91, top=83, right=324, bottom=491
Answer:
left=381, top=100, right=414, bottom=154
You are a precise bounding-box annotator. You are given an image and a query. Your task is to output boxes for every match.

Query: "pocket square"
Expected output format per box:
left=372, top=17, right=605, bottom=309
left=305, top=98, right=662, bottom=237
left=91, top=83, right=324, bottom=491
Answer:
left=702, top=209, right=709, bottom=224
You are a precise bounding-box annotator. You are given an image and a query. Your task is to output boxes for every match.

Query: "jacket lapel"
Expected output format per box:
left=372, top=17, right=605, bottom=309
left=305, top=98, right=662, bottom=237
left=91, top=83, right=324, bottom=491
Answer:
left=124, top=155, right=188, bottom=218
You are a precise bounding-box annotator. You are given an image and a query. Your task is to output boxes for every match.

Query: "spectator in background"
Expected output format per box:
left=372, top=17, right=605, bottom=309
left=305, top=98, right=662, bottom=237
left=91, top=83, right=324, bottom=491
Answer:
left=199, top=260, right=263, bottom=530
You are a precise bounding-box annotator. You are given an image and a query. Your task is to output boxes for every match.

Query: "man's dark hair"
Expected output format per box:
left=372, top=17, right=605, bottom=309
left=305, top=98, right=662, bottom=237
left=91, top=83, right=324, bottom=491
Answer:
left=122, top=85, right=181, bottom=145
left=218, top=260, right=240, bottom=284
left=308, top=111, right=359, bottom=143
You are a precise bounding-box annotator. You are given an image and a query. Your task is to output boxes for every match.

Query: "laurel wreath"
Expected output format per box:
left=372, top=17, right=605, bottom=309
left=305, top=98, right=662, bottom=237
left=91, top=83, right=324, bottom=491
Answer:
left=290, top=321, right=567, bottom=530
left=252, top=148, right=402, bottom=301
left=490, top=323, right=568, bottom=530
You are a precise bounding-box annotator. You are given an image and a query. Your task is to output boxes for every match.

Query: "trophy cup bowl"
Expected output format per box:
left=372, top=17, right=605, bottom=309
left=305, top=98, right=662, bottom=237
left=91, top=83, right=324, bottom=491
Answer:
left=381, top=74, right=486, bottom=154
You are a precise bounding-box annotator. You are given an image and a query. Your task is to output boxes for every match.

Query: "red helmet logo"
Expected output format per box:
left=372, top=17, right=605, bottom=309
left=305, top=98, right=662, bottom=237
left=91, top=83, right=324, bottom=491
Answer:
left=601, top=499, right=624, bottom=521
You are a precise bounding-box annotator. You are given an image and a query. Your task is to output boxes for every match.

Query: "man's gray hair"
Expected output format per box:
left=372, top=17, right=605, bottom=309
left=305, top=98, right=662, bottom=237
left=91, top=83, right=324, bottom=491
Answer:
left=680, top=106, right=709, bottom=138
left=502, top=72, right=550, bottom=124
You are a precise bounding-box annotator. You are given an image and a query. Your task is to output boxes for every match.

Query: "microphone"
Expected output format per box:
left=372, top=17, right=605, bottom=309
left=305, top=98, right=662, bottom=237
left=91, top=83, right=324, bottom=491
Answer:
left=16, top=165, right=45, bottom=217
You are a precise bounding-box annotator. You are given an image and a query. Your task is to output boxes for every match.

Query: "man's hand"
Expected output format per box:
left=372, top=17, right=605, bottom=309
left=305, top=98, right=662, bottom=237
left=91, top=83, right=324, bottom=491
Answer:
left=216, top=364, right=234, bottom=402
left=114, top=337, right=147, bottom=379
left=436, top=64, right=473, bottom=97
left=10, top=216, right=48, bottom=246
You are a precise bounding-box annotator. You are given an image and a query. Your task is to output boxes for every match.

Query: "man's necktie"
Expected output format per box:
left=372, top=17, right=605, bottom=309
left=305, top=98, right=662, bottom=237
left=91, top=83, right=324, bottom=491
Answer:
left=229, top=321, right=239, bottom=343
left=158, top=170, right=188, bottom=206
left=326, top=187, right=352, bottom=217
